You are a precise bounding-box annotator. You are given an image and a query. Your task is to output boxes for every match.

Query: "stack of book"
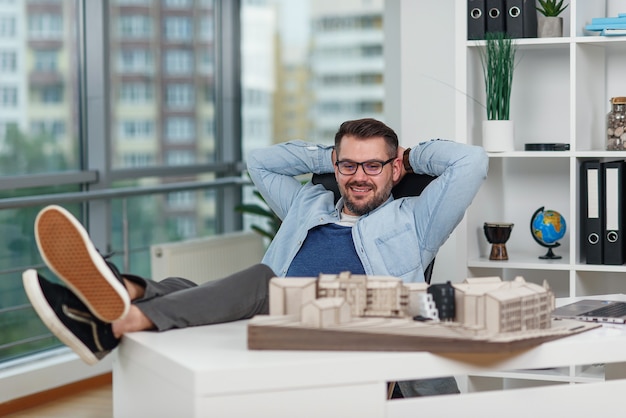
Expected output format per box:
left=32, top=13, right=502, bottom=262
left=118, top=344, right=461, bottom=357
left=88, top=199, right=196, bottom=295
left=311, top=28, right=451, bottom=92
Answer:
left=585, top=13, right=626, bottom=36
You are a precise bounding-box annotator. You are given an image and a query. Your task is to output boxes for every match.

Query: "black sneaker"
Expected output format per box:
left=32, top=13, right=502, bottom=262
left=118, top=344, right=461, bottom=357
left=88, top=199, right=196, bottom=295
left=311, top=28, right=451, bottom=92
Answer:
left=22, top=269, right=119, bottom=365
left=34, top=205, right=130, bottom=322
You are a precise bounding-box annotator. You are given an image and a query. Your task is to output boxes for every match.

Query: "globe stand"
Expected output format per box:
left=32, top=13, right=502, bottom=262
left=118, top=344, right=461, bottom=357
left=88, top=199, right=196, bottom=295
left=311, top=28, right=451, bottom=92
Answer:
left=538, top=243, right=561, bottom=260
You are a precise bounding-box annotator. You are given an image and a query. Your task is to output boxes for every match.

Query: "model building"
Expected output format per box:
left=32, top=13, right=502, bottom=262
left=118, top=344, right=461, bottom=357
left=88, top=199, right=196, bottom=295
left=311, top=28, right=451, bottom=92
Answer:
left=249, top=272, right=594, bottom=353
left=268, top=272, right=554, bottom=335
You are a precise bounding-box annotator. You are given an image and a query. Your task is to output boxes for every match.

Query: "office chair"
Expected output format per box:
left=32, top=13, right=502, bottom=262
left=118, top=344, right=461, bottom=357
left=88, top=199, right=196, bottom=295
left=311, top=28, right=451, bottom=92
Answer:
left=311, top=171, right=437, bottom=284
left=312, top=171, right=437, bottom=400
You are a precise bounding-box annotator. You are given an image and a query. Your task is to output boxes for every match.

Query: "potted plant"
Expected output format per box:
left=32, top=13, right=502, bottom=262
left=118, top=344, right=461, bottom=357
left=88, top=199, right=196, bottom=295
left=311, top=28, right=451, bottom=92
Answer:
left=479, top=32, right=517, bottom=152
left=536, top=0, right=568, bottom=37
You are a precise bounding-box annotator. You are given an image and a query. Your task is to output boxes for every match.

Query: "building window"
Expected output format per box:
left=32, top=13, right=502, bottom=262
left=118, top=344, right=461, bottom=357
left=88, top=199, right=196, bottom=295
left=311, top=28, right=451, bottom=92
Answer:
left=119, top=49, right=153, bottom=73
left=41, top=86, right=63, bottom=103
left=119, top=82, right=153, bottom=103
left=30, top=120, right=66, bottom=141
left=166, top=190, right=195, bottom=208
left=199, top=16, right=214, bottom=40
left=0, top=15, right=16, bottom=37
left=172, top=216, right=196, bottom=238
left=163, top=0, right=192, bottom=8
left=118, top=15, right=152, bottom=39
left=165, top=117, right=195, bottom=143
left=0, top=85, right=17, bottom=107
left=122, top=152, right=154, bottom=168
left=119, top=119, right=154, bottom=139
left=0, top=49, right=17, bottom=73
left=166, top=83, right=194, bottom=109
left=164, top=16, right=192, bottom=41
left=34, top=50, right=58, bottom=71
left=164, top=49, right=193, bottom=74
left=166, top=150, right=194, bottom=165
left=29, top=14, right=63, bottom=39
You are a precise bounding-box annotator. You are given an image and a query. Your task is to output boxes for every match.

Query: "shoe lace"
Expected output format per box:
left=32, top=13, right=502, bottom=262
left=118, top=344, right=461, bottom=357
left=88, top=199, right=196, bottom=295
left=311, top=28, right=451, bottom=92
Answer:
left=99, top=251, right=124, bottom=284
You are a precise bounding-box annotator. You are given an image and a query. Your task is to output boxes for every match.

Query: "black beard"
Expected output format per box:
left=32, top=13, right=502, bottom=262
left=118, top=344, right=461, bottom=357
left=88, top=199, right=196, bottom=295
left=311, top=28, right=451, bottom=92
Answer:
left=342, top=181, right=393, bottom=216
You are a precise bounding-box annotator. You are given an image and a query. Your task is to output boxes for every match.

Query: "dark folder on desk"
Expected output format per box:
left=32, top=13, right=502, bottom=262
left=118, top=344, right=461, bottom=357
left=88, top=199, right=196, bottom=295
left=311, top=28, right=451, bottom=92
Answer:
left=581, top=160, right=603, bottom=264
left=486, top=0, right=505, bottom=34
left=468, top=0, right=486, bottom=40
left=602, top=160, right=626, bottom=265
left=505, top=0, right=537, bottom=38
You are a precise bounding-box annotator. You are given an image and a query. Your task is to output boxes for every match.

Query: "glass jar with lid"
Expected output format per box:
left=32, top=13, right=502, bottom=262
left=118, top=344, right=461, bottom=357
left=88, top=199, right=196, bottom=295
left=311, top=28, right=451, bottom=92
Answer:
left=607, top=96, right=626, bottom=150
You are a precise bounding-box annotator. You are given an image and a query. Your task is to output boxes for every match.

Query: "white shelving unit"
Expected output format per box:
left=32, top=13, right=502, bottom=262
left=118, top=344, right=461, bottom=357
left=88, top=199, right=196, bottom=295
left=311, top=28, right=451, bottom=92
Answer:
left=456, top=0, right=626, bottom=299
left=454, top=0, right=626, bottom=390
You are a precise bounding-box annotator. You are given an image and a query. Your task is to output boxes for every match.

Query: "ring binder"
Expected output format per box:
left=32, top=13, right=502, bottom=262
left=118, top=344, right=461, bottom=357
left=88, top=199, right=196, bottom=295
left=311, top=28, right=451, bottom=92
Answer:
left=486, top=0, right=505, bottom=34
left=581, top=160, right=603, bottom=264
left=602, top=160, right=626, bottom=265
left=468, top=0, right=486, bottom=40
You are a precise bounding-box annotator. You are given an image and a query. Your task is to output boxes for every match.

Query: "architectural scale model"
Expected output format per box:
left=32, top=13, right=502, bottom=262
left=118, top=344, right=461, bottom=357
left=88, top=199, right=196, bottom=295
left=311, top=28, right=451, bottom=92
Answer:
left=248, top=272, right=598, bottom=353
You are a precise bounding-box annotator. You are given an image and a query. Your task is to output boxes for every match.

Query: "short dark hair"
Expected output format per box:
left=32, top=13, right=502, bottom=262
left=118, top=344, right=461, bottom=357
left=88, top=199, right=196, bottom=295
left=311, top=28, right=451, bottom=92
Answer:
left=334, top=118, right=398, bottom=158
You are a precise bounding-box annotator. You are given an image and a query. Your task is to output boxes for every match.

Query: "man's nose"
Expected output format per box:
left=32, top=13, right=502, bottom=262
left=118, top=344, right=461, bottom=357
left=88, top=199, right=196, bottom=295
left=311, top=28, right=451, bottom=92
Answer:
left=353, top=165, right=370, bottom=179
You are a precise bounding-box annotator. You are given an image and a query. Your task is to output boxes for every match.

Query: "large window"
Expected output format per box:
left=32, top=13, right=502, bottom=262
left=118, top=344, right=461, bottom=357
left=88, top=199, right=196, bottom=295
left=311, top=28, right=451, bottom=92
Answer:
left=1, top=0, right=385, bottom=398
left=0, top=0, right=238, bottom=370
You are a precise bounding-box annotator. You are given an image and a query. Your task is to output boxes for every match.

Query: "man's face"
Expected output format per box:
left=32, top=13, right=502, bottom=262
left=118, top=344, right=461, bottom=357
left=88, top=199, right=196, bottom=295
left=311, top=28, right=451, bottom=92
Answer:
left=334, top=135, right=401, bottom=216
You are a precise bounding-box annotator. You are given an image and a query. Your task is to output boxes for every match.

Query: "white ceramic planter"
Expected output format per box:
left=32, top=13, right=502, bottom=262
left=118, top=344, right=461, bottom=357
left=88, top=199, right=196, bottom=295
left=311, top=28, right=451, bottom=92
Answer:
left=482, top=120, right=515, bottom=152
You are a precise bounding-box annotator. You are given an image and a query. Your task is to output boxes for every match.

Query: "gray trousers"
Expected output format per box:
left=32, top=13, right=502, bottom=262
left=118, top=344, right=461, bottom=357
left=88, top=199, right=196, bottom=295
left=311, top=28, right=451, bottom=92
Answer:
left=131, top=263, right=275, bottom=331
left=128, top=263, right=459, bottom=397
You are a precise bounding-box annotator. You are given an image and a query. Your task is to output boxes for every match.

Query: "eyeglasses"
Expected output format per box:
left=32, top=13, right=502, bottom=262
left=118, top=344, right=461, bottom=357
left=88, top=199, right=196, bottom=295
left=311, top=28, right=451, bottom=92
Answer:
left=335, top=157, right=395, bottom=176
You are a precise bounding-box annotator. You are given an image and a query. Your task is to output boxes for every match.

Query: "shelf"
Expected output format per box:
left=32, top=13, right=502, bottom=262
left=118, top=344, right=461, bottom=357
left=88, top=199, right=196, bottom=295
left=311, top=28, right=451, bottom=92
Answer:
left=486, top=151, right=572, bottom=158
left=468, top=254, right=570, bottom=271
left=573, top=150, right=626, bottom=158
left=467, top=37, right=571, bottom=48
left=467, top=36, right=626, bottom=49
left=573, top=264, right=626, bottom=273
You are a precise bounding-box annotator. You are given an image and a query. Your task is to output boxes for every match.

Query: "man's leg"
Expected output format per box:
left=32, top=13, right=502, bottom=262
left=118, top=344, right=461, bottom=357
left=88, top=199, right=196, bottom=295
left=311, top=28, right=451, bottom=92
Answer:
left=129, top=264, right=274, bottom=331
left=26, top=204, right=277, bottom=364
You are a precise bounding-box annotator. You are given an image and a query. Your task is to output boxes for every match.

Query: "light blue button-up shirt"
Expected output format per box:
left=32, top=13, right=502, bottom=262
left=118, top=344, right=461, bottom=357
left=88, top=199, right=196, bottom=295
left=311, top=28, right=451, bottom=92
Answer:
left=247, top=139, right=488, bottom=283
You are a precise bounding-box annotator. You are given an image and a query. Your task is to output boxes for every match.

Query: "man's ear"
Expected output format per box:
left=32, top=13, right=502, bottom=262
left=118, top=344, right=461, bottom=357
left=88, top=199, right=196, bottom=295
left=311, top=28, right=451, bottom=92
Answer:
left=392, top=157, right=403, bottom=185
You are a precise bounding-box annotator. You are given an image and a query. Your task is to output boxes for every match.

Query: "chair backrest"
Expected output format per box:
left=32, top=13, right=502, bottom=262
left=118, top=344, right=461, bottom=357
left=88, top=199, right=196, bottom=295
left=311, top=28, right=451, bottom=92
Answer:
left=311, top=172, right=437, bottom=284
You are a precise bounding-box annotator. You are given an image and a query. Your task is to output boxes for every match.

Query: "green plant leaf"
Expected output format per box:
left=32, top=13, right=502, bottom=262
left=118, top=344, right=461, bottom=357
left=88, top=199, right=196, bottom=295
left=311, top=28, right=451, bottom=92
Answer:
left=536, top=0, right=568, bottom=17
left=479, top=32, right=517, bottom=121
left=235, top=203, right=276, bottom=219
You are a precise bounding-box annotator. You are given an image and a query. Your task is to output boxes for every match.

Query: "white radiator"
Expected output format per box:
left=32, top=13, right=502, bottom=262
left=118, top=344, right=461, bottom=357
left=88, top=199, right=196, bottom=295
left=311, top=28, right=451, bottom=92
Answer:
left=150, top=231, right=266, bottom=284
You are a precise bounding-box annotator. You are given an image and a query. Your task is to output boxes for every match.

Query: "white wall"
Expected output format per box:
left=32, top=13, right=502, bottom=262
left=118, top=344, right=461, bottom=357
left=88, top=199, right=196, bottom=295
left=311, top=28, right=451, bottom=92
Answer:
left=385, top=0, right=461, bottom=284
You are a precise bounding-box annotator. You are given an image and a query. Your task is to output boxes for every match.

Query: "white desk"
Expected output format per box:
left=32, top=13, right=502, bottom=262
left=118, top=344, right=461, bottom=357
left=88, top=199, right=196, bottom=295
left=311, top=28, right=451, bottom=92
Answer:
left=113, top=295, right=626, bottom=417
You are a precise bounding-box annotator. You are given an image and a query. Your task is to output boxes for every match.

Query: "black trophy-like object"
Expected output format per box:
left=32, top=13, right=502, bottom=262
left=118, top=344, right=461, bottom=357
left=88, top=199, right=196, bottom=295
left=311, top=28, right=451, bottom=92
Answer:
left=483, top=222, right=514, bottom=260
left=530, top=206, right=562, bottom=260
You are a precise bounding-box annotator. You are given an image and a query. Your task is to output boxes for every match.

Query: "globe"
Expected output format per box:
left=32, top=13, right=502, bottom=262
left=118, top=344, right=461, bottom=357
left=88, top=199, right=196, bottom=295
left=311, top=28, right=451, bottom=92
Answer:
left=530, top=207, right=566, bottom=259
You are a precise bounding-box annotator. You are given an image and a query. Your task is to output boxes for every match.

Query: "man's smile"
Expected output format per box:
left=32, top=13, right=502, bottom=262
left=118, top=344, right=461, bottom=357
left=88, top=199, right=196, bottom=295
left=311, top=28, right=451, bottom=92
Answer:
left=347, top=182, right=373, bottom=196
